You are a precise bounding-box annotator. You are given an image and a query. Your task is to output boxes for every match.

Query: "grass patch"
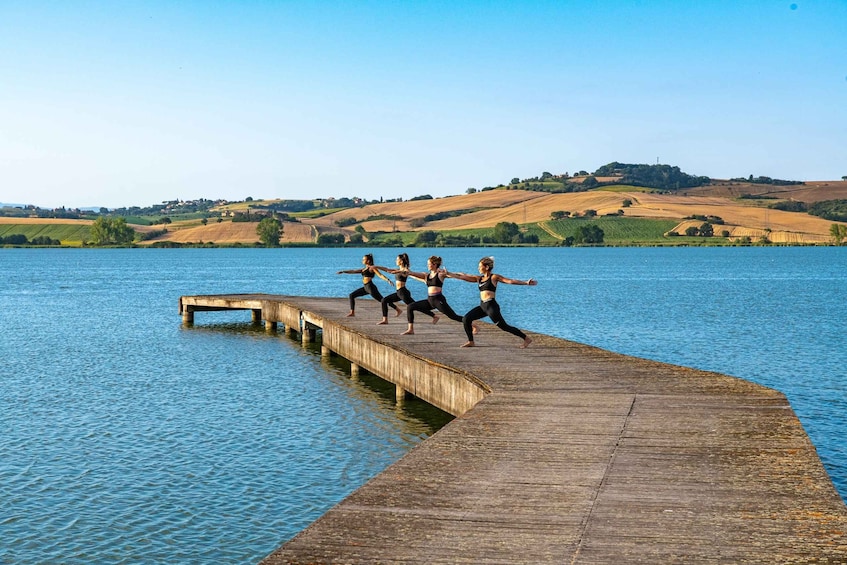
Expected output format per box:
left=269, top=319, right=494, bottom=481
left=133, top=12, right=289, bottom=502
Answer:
left=543, top=217, right=679, bottom=244
left=0, top=223, right=92, bottom=245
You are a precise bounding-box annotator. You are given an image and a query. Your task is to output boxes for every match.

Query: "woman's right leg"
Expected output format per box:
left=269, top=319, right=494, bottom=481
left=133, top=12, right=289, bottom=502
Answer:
left=401, top=288, right=435, bottom=319
left=462, top=305, right=487, bottom=342
left=348, top=287, right=368, bottom=313
left=429, top=295, right=463, bottom=323
left=381, top=292, right=401, bottom=318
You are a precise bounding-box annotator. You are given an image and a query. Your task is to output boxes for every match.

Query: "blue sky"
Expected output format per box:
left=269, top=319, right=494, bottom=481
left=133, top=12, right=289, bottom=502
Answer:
left=1, top=0, right=845, bottom=209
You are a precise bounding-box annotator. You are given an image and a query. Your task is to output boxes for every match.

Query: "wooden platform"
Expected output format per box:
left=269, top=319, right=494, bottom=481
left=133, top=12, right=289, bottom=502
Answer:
left=179, top=294, right=847, bottom=563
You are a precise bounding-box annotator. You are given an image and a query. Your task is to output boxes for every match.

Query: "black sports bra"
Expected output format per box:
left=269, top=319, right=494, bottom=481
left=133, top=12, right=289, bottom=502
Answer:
left=396, top=272, right=408, bottom=283
left=426, top=271, right=443, bottom=288
left=478, top=276, right=496, bottom=293
left=361, top=267, right=372, bottom=278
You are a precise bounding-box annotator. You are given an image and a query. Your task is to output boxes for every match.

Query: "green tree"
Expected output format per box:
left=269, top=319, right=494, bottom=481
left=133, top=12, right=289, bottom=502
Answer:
left=493, top=221, right=520, bottom=243
left=685, top=226, right=699, bottom=236
left=413, top=230, right=438, bottom=246
left=256, top=217, right=282, bottom=247
left=574, top=224, right=604, bottom=244
left=699, top=222, right=714, bottom=237
left=830, top=223, right=847, bottom=245
left=317, top=233, right=345, bottom=244
left=90, top=217, right=136, bottom=245
left=550, top=211, right=567, bottom=220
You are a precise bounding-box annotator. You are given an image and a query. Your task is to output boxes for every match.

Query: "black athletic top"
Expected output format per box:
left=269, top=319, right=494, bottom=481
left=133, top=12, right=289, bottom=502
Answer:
left=361, top=266, right=372, bottom=280
left=426, top=271, right=444, bottom=288
left=396, top=272, right=408, bottom=283
left=478, top=276, right=497, bottom=293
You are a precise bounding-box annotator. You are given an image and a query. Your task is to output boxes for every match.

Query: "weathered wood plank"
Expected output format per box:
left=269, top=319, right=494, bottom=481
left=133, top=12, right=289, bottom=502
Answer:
left=179, top=294, right=847, bottom=563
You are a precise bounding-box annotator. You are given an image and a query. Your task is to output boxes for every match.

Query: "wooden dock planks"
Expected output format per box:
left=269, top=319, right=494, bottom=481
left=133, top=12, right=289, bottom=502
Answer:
left=180, top=294, right=847, bottom=563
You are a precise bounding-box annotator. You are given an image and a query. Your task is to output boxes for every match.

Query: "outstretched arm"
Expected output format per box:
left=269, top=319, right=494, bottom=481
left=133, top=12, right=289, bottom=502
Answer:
left=444, top=270, right=478, bottom=283
left=405, top=270, right=428, bottom=282
left=370, top=266, right=392, bottom=283
left=336, top=268, right=361, bottom=275
left=492, top=274, right=537, bottom=286
left=374, top=265, right=399, bottom=275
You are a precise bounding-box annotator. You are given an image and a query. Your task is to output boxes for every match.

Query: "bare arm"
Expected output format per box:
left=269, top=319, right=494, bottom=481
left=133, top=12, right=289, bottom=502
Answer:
left=444, top=270, right=479, bottom=283
left=405, top=270, right=428, bottom=282
left=492, top=273, right=537, bottom=286
left=336, top=268, right=362, bottom=275
left=370, top=266, right=392, bottom=283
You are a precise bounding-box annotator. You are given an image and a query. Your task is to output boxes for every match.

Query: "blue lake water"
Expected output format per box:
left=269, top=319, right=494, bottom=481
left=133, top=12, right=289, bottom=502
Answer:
left=1, top=246, right=845, bottom=563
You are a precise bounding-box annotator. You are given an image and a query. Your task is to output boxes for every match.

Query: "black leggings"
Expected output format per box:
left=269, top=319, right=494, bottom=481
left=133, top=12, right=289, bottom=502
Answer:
left=463, top=299, right=526, bottom=342
left=349, top=281, right=383, bottom=311
left=382, top=287, right=433, bottom=318
left=407, top=293, right=462, bottom=324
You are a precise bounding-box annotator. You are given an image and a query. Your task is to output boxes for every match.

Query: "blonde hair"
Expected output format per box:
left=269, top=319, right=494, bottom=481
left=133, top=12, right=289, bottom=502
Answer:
left=479, top=256, right=494, bottom=270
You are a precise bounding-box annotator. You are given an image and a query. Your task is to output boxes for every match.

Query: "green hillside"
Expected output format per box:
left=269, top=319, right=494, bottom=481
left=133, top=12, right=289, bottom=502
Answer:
left=0, top=224, right=92, bottom=245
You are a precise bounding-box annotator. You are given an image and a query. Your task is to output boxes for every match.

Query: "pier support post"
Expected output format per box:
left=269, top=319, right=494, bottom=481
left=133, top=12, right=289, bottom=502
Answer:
left=182, top=309, right=194, bottom=324
left=265, top=320, right=277, bottom=332
left=321, top=345, right=332, bottom=357
left=396, top=384, right=410, bottom=406
left=302, top=324, right=317, bottom=344
left=284, top=325, right=294, bottom=337
left=351, top=363, right=360, bottom=377
left=251, top=309, right=262, bottom=324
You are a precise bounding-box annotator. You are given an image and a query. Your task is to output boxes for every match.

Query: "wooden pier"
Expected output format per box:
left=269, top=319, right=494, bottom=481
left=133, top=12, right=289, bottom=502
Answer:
left=179, top=294, right=847, bottom=563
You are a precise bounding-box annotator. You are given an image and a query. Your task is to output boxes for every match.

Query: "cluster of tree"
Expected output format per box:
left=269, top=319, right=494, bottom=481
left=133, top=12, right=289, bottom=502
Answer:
left=769, top=200, right=807, bottom=212
left=730, top=175, right=804, bottom=186
left=684, top=214, right=725, bottom=225
left=0, top=234, right=61, bottom=245
left=317, top=233, right=346, bottom=244
left=409, top=223, right=539, bottom=247
left=0, top=205, right=97, bottom=219
left=423, top=209, right=478, bottom=222
left=138, top=228, right=169, bottom=241
left=807, top=200, right=847, bottom=222
left=111, top=198, right=221, bottom=217
left=90, top=217, right=136, bottom=245
left=558, top=225, right=605, bottom=246
left=490, top=222, right=539, bottom=244
left=593, top=162, right=710, bottom=190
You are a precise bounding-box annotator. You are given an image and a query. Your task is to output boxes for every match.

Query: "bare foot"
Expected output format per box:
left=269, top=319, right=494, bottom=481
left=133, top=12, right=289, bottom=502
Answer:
left=431, top=315, right=440, bottom=325
left=376, top=320, right=388, bottom=325
left=472, top=324, right=479, bottom=335
left=520, top=336, right=532, bottom=349
left=346, top=312, right=355, bottom=317
left=461, top=341, right=475, bottom=348
left=394, top=307, right=403, bottom=317
left=401, top=328, right=414, bottom=335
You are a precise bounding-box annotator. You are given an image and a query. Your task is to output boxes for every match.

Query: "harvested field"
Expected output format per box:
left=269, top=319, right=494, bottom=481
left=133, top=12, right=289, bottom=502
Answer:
left=141, top=220, right=315, bottom=244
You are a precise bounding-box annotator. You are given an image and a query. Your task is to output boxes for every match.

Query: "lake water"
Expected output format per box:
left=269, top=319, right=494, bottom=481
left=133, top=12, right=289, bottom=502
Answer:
left=1, top=246, right=845, bottom=564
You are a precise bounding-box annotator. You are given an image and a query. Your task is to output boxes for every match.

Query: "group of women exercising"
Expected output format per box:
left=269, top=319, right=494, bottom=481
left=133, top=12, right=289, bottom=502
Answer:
left=337, top=253, right=536, bottom=348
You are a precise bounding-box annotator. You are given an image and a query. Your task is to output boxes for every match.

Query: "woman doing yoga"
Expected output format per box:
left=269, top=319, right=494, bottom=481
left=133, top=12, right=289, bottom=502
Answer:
left=376, top=253, right=435, bottom=325
left=401, top=255, right=464, bottom=336
left=449, top=256, right=536, bottom=348
left=336, top=253, right=393, bottom=317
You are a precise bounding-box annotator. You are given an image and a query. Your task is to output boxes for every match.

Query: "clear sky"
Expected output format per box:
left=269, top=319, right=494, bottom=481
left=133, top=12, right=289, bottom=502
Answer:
left=1, top=0, right=845, bottom=209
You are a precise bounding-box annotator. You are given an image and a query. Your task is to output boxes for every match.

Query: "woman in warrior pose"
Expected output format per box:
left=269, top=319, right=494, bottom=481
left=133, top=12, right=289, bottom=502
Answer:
left=376, top=253, right=436, bottom=325
left=402, top=255, right=466, bottom=335
left=449, top=256, right=536, bottom=348
left=336, top=253, right=393, bottom=317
